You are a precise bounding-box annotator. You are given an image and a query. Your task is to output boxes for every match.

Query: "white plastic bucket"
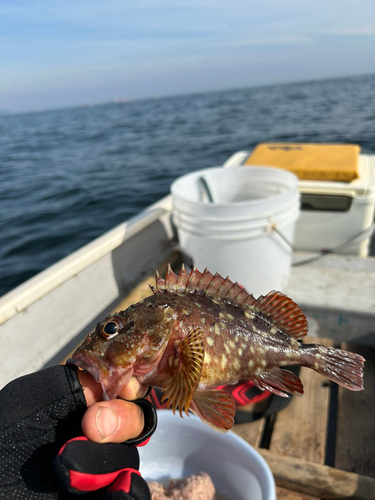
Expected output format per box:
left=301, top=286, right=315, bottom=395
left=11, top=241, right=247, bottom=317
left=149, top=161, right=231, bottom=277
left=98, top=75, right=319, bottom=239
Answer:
left=139, top=410, right=276, bottom=500
left=171, top=167, right=300, bottom=297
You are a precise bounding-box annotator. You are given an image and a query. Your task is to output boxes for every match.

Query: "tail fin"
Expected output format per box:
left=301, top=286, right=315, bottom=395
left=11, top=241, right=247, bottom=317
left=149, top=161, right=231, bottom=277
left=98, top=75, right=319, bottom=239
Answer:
left=303, top=344, right=364, bottom=391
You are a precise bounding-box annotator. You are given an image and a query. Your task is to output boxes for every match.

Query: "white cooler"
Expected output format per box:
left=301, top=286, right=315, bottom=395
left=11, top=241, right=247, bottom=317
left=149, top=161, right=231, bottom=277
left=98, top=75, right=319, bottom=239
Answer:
left=294, top=155, right=375, bottom=257
left=225, top=148, right=375, bottom=257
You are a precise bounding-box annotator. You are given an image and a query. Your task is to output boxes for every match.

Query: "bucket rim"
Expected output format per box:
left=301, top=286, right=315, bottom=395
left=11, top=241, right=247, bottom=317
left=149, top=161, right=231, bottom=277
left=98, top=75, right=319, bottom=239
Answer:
left=173, top=194, right=300, bottom=223
left=173, top=202, right=300, bottom=237
left=171, top=166, right=299, bottom=209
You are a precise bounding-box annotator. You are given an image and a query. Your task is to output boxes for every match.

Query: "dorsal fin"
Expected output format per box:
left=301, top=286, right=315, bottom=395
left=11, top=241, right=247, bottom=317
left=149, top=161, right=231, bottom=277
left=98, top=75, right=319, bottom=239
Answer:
left=251, top=291, right=308, bottom=339
left=152, top=264, right=256, bottom=305
left=151, top=265, right=308, bottom=339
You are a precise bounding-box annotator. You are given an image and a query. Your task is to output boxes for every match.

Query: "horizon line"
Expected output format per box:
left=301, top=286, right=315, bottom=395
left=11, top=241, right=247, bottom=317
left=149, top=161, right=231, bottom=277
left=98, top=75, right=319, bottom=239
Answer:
left=1, top=71, right=374, bottom=117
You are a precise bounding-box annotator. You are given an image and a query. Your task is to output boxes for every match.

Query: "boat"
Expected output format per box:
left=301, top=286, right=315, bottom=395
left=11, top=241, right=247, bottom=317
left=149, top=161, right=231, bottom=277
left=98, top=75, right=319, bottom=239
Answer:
left=1, top=144, right=375, bottom=498
left=1, top=142, right=375, bottom=388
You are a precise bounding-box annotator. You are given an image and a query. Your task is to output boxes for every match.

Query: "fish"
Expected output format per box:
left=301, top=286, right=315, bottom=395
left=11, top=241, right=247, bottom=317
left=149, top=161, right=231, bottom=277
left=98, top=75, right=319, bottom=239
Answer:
left=67, top=265, right=365, bottom=432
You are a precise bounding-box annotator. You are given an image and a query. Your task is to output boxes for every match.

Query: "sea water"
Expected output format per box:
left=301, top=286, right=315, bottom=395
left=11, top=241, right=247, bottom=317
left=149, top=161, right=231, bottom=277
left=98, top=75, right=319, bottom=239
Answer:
left=1, top=74, right=375, bottom=297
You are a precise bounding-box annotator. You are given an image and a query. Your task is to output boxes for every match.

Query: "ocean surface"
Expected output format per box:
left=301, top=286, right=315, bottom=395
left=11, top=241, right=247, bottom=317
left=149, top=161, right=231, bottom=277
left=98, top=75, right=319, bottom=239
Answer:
left=1, top=73, right=375, bottom=298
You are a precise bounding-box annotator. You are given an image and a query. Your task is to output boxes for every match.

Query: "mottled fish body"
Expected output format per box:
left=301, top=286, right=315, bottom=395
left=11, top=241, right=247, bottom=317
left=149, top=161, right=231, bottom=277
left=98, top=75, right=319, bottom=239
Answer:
left=68, top=266, right=364, bottom=432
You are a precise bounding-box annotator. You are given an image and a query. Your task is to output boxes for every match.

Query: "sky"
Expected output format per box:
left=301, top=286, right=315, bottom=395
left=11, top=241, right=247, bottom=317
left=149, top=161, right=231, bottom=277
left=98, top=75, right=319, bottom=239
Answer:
left=1, top=0, right=375, bottom=113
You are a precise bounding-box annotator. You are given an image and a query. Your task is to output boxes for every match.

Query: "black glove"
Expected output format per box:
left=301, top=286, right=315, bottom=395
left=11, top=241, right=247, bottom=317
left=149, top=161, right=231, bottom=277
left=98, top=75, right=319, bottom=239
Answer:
left=54, top=436, right=150, bottom=499
left=0, top=365, right=156, bottom=499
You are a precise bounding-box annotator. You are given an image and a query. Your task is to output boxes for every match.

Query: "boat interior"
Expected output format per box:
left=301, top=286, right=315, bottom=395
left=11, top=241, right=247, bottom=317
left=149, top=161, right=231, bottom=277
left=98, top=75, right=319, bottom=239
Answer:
left=1, top=147, right=375, bottom=498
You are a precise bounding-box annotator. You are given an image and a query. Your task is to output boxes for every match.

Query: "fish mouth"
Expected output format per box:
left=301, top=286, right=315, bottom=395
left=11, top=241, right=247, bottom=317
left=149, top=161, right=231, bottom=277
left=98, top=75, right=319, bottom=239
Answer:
left=67, top=351, right=109, bottom=383
left=67, top=352, right=133, bottom=400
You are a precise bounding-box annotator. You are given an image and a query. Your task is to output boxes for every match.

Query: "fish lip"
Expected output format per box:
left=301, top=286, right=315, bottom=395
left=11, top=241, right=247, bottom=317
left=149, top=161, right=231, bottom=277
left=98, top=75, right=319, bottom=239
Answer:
left=66, top=352, right=111, bottom=384
left=66, top=352, right=134, bottom=400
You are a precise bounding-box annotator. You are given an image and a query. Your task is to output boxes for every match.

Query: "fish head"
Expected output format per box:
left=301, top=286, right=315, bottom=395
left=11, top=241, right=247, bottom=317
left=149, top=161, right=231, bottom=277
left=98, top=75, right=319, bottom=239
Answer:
left=67, top=301, right=173, bottom=399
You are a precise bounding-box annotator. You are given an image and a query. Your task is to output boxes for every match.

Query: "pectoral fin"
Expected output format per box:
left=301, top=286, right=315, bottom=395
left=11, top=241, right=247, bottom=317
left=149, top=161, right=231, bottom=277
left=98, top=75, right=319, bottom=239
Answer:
left=190, top=389, right=236, bottom=433
left=161, top=328, right=205, bottom=417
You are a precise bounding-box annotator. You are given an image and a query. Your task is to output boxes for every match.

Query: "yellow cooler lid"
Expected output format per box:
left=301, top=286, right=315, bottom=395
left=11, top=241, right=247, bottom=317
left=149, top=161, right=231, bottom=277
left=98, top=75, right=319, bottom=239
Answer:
left=245, top=143, right=360, bottom=182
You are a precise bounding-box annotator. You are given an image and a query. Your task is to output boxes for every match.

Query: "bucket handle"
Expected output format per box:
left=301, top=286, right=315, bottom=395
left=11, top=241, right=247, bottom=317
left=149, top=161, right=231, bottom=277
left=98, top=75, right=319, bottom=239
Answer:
left=292, top=222, right=375, bottom=266
left=271, top=224, right=296, bottom=251
left=198, top=176, right=215, bottom=203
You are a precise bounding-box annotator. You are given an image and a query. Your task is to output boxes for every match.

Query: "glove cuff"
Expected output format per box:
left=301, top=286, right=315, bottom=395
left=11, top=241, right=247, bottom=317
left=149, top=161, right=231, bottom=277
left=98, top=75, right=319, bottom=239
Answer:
left=125, top=398, right=157, bottom=447
left=55, top=437, right=141, bottom=493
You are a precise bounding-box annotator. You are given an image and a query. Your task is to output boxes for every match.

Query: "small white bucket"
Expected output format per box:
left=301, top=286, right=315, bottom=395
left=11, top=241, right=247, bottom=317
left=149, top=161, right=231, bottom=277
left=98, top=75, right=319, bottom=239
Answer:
left=171, top=166, right=300, bottom=297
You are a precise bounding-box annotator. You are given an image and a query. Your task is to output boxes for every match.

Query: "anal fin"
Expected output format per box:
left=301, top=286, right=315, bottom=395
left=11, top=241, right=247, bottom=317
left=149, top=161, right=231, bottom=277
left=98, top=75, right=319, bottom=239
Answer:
left=190, top=389, right=236, bottom=433
left=253, top=368, right=304, bottom=398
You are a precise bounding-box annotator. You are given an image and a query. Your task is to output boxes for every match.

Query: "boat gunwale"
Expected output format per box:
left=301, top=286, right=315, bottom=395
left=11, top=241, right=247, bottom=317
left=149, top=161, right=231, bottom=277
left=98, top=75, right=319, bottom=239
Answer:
left=0, top=195, right=173, bottom=326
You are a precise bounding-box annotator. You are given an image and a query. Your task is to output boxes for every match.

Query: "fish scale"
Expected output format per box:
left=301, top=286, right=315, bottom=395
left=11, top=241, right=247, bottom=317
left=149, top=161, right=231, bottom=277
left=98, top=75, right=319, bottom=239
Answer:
left=160, top=291, right=300, bottom=389
left=67, top=265, right=365, bottom=432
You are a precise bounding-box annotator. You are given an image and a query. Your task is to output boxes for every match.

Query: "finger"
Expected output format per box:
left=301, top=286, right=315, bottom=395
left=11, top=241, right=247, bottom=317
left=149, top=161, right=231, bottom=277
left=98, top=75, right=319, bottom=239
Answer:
left=117, top=377, right=149, bottom=401
left=77, top=370, right=149, bottom=406
left=81, top=399, right=145, bottom=443
left=77, top=370, right=104, bottom=406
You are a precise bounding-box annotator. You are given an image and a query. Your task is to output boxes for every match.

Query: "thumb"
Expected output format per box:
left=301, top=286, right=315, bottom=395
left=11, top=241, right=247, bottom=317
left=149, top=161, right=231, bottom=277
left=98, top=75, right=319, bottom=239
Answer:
left=81, top=399, right=145, bottom=443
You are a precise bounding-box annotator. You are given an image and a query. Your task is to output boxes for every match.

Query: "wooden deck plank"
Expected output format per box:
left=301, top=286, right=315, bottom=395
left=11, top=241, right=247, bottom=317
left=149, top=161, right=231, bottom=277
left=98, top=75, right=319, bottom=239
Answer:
left=268, top=337, right=333, bottom=500
left=275, top=487, right=319, bottom=500
left=335, top=342, right=375, bottom=479
left=257, top=449, right=375, bottom=499
left=269, top=337, right=332, bottom=463
left=232, top=418, right=265, bottom=448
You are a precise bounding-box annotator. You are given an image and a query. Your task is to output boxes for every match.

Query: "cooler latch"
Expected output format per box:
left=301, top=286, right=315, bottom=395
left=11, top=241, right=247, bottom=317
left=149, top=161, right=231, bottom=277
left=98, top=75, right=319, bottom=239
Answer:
left=301, top=194, right=353, bottom=212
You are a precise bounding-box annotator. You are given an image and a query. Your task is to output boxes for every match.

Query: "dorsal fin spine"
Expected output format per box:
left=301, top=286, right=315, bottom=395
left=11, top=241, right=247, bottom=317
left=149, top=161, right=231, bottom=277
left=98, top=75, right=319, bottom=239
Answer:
left=205, top=272, right=218, bottom=295
left=184, top=269, right=192, bottom=293
left=273, top=306, right=295, bottom=320
left=244, top=293, right=257, bottom=306
left=218, top=276, right=229, bottom=295
left=165, top=264, right=171, bottom=289
left=258, top=293, right=275, bottom=309
left=197, top=268, right=207, bottom=292
left=177, top=265, right=188, bottom=290
left=185, top=266, right=196, bottom=292
left=155, top=270, right=163, bottom=292
left=225, top=282, right=238, bottom=300
left=151, top=265, right=308, bottom=339
left=234, top=287, right=249, bottom=306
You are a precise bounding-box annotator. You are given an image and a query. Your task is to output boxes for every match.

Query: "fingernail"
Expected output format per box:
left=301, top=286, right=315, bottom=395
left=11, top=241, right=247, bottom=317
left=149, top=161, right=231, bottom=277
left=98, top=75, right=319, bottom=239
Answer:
left=96, top=406, right=120, bottom=439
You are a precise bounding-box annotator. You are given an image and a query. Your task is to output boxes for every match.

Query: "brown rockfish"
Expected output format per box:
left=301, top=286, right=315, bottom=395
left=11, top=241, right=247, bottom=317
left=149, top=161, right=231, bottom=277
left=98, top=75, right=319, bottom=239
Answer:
left=67, top=266, right=365, bottom=432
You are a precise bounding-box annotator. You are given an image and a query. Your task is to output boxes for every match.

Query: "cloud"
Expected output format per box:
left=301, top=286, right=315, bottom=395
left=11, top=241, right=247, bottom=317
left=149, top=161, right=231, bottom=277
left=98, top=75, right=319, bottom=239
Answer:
left=1, top=0, right=375, bottom=111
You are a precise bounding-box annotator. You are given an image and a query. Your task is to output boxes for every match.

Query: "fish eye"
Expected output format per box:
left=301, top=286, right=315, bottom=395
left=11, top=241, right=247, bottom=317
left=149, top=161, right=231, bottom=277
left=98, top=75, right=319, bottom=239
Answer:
left=102, top=321, right=119, bottom=339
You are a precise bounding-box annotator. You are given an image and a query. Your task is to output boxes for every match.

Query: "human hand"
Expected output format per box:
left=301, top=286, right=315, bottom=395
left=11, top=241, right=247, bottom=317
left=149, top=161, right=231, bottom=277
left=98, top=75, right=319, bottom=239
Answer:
left=78, top=370, right=150, bottom=443
left=55, top=368, right=156, bottom=499
left=0, top=365, right=156, bottom=500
